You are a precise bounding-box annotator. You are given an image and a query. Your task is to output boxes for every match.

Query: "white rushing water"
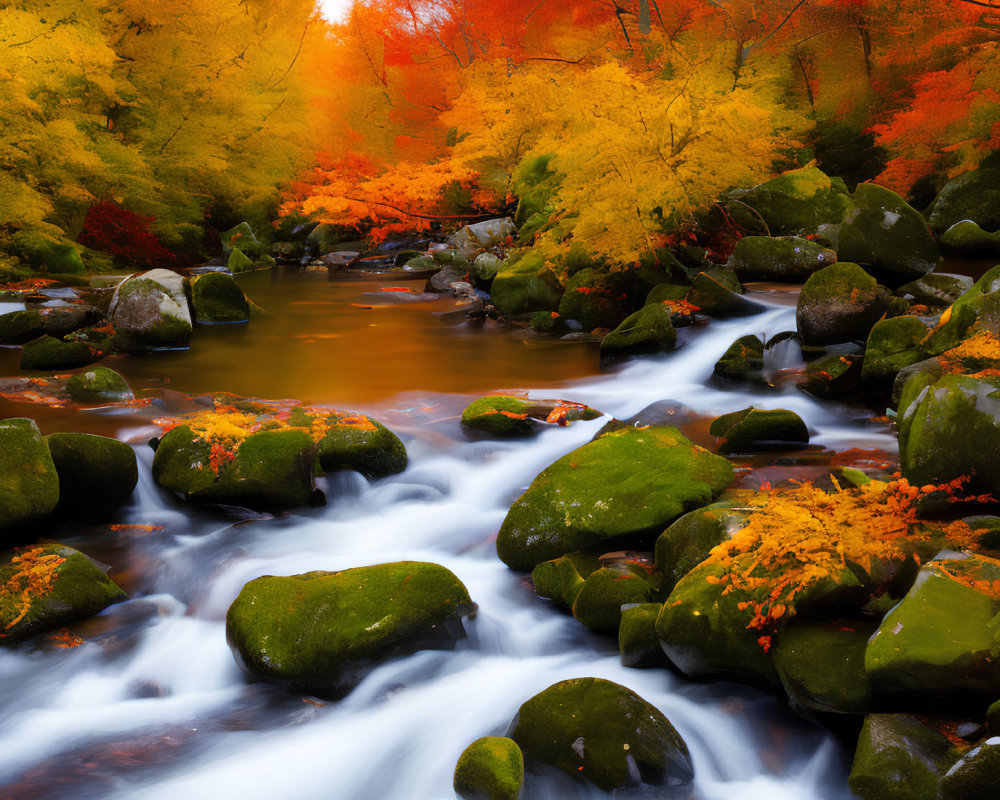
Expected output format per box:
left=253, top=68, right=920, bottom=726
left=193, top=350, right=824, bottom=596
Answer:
left=0, top=297, right=869, bottom=799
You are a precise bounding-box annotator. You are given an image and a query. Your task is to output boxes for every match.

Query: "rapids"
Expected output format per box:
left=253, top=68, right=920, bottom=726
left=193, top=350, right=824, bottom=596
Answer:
left=0, top=272, right=887, bottom=799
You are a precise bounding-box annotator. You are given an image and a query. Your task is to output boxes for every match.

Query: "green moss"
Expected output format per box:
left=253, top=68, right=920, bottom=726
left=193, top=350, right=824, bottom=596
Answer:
left=686, top=272, right=764, bottom=318
left=0, top=418, right=59, bottom=537
left=221, top=222, right=265, bottom=259
left=729, top=236, right=837, bottom=282
left=862, top=316, right=931, bottom=382
left=571, top=563, right=657, bottom=631
left=66, top=367, right=132, bottom=404
left=510, top=677, right=693, bottom=793
left=0, top=544, right=126, bottom=644
left=529, top=310, right=570, bottom=335
left=599, top=303, right=676, bottom=360
left=927, top=265, right=1000, bottom=354
left=531, top=556, right=586, bottom=610
left=712, top=334, right=765, bottom=385
left=619, top=602, right=668, bottom=668
left=796, top=262, right=888, bottom=345
left=228, top=248, right=254, bottom=274
left=727, top=166, right=853, bottom=236
left=12, top=231, right=86, bottom=275
left=803, top=351, right=864, bottom=398
left=0, top=310, right=45, bottom=345
left=21, top=336, right=98, bottom=371
left=940, top=740, right=1000, bottom=800
left=927, top=156, right=1000, bottom=235
left=46, top=433, right=137, bottom=515
left=461, top=397, right=536, bottom=438
left=453, top=737, right=523, bottom=800
left=849, top=714, right=951, bottom=800
left=557, top=268, right=631, bottom=331
left=490, top=249, right=564, bottom=316
left=317, top=417, right=407, bottom=479
left=709, top=407, right=809, bottom=453
left=654, top=502, right=747, bottom=592
left=226, top=561, right=475, bottom=697
left=497, top=426, right=733, bottom=571
left=189, top=272, right=250, bottom=324
left=940, top=220, right=1000, bottom=254
left=110, top=270, right=193, bottom=352
left=645, top=282, right=689, bottom=305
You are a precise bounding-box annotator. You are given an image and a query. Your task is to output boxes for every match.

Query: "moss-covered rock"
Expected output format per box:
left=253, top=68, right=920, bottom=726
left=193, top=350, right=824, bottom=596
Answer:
left=20, top=335, right=100, bottom=371
left=490, top=250, right=563, bottom=316
left=655, top=560, right=779, bottom=685
left=188, top=272, right=250, bottom=324
left=152, top=425, right=317, bottom=511
left=940, top=738, right=1000, bottom=799
left=599, top=302, right=676, bottom=360
left=109, top=269, right=193, bottom=352
left=66, top=366, right=132, bottom=404
left=939, top=220, right=1000, bottom=254
left=531, top=555, right=590, bottom=611
left=0, top=309, right=45, bottom=344
left=927, top=155, right=1000, bottom=237
left=448, top=218, right=516, bottom=256
left=0, top=544, right=126, bottom=644
left=557, top=268, right=631, bottom=331
left=227, top=248, right=254, bottom=274
left=619, top=602, right=669, bottom=668
left=729, top=236, right=837, bottom=282
left=848, top=714, right=952, bottom=800
left=529, top=310, right=570, bottom=335
left=0, top=418, right=59, bottom=536
left=926, top=265, right=1000, bottom=354
left=654, top=502, right=748, bottom=593
left=315, top=412, right=407, bottom=479
left=221, top=222, right=266, bottom=259
left=645, top=282, right=689, bottom=305
left=796, top=262, right=889, bottom=345
left=461, top=396, right=536, bottom=438
left=802, top=351, right=864, bottom=397
left=866, top=555, right=1000, bottom=698
left=898, top=374, right=1000, bottom=495
left=709, top=407, right=809, bottom=453
left=46, top=432, right=137, bottom=515
left=686, top=272, right=765, bottom=318
left=773, top=619, right=873, bottom=716
left=496, top=427, right=733, bottom=571
left=712, top=334, right=765, bottom=385
left=454, top=737, right=523, bottom=800
left=11, top=231, right=85, bottom=274
left=226, top=561, right=475, bottom=697
left=897, top=273, right=974, bottom=307
left=509, top=677, right=693, bottom=793
left=838, top=184, right=940, bottom=282
left=571, top=563, right=657, bottom=631
left=726, top=166, right=854, bottom=236
left=861, top=316, right=931, bottom=383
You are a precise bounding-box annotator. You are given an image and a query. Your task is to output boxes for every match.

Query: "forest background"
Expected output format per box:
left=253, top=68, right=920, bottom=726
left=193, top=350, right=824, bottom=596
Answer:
left=2, top=0, right=998, bottom=277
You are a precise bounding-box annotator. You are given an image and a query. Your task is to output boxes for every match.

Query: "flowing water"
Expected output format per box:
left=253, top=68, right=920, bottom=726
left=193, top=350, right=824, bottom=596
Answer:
left=0, top=269, right=894, bottom=799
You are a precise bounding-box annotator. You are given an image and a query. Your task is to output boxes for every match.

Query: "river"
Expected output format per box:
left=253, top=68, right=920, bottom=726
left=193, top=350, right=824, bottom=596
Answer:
left=0, top=266, right=894, bottom=799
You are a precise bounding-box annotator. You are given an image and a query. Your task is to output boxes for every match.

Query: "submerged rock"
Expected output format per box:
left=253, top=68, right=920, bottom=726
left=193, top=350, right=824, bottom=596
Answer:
left=796, top=263, right=889, bottom=345
left=496, top=426, right=733, bottom=571
left=46, top=432, right=138, bottom=516
left=849, top=714, right=951, bottom=800
left=188, top=272, right=250, bottom=324
left=0, top=418, right=59, bottom=537
left=0, top=310, right=45, bottom=345
left=226, top=562, right=475, bottom=697
left=109, top=268, right=193, bottom=353
left=712, top=334, right=765, bottom=385
left=453, top=737, right=523, bottom=800
left=0, top=544, right=126, bottom=644
left=20, top=335, right=100, bottom=371
left=66, top=366, right=132, bottom=404
left=461, top=396, right=537, bottom=437
left=509, top=677, right=693, bottom=794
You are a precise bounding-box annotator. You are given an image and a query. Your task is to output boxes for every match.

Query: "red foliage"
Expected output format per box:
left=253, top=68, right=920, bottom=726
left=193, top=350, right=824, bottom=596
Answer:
left=78, top=202, right=177, bottom=268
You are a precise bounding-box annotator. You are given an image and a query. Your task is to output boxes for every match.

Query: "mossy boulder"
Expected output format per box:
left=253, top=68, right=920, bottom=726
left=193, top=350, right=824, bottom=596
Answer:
left=848, top=714, right=952, bottom=800
left=226, top=561, right=475, bottom=697
left=509, top=677, right=693, bottom=794
left=655, top=560, right=779, bottom=686
left=461, top=396, right=536, bottom=438
left=862, top=315, right=931, bottom=383
left=728, top=236, right=837, bottom=282
left=20, top=335, right=100, bottom=371
left=939, top=220, right=1000, bottom=254
left=712, top=334, right=765, bottom=385
left=496, top=426, right=733, bottom=571
left=865, top=555, right=1000, bottom=698
left=0, top=310, right=45, bottom=344
left=227, top=248, right=254, bottom=274
left=571, top=562, right=658, bottom=631
left=686, top=272, right=765, bottom=318
left=727, top=166, right=854, bottom=236
left=11, top=231, right=85, bottom=274
left=0, top=418, right=59, bottom=536
left=529, top=310, right=571, bottom=335
left=454, top=737, right=523, bottom=800
left=897, top=273, right=974, bottom=307
left=45, top=432, right=138, bottom=515
left=0, top=544, right=126, bottom=644
left=796, top=262, right=889, bottom=345
left=838, top=184, right=940, bottom=282
left=557, top=268, right=631, bottom=331
left=314, top=412, right=407, bottom=479
left=152, top=425, right=317, bottom=511
left=530, top=551, right=601, bottom=610
left=619, top=602, right=669, bottom=668
left=66, top=366, right=132, bottom=404
left=188, top=272, right=250, bottom=324
left=654, top=502, right=748, bottom=593
left=599, top=302, right=676, bottom=360
left=221, top=222, right=266, bottom=259
left=898, top=374, right=1000, bottom=495
left=940, top=739, right=1000, bottom=800
left=802, top=351, right=864, bottom=398
left=490, top=250, right=563, bottom=316
left=927, top=156, right=1000, bottom=237
left=709, top=407, right=809, bottom=453
left=926, top=265, right=1000, bottom=354
left=109, top=269, right=193, bottom=353
left=773, top=619, right=873, bottom=716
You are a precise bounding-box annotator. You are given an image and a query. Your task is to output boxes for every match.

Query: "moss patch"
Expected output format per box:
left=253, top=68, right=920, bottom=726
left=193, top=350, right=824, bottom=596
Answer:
left=0, top=418, right=59, bottom=537
left=453, top=737, right=523, bottom=800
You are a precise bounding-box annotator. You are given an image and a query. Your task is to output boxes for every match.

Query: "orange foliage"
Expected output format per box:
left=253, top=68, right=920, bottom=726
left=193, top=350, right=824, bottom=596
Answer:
left=0, top=547, right=66, bottom=634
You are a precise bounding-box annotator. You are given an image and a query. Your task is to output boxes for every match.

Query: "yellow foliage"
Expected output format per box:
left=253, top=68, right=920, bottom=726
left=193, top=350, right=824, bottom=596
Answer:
left=0, top=547, right=66, bottom=634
